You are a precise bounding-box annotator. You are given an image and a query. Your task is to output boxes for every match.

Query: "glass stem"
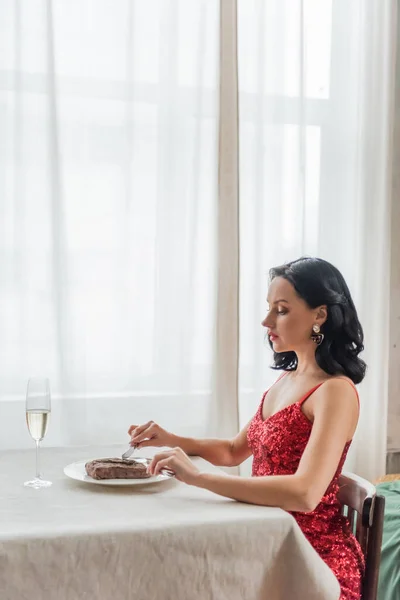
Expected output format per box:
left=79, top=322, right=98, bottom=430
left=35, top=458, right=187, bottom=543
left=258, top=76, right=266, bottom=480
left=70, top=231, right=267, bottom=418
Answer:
left=35, top=440, right=41, bottom=480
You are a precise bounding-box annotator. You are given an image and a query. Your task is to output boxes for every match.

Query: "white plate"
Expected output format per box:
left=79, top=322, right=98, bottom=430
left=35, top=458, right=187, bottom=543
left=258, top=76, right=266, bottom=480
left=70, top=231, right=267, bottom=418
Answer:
left=64, top=459, right=174, bottom=487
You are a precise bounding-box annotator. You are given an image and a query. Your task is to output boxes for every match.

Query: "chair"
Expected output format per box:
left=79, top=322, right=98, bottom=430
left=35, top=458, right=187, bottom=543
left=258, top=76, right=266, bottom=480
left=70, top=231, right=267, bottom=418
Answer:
left=338, top=471, right=386, bottom=600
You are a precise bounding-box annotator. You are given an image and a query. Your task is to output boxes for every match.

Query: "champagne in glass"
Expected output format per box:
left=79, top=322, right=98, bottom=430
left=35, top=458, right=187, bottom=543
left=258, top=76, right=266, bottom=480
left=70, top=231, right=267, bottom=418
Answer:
left=24, top=378, right=52, bottom=489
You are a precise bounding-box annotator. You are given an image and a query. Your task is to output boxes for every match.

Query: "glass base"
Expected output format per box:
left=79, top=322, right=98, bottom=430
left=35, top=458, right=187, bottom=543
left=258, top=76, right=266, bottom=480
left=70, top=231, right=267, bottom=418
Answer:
left=24, top=477, right=52, bottom=489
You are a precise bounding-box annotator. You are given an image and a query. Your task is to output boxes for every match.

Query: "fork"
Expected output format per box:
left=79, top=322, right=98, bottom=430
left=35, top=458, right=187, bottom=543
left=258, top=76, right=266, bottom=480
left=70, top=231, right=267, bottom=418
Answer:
left=121, top=445, right=149, bottom=466
left=122, top=445, right=137, bottom=460
left=122, top=437, right=151, bottom=460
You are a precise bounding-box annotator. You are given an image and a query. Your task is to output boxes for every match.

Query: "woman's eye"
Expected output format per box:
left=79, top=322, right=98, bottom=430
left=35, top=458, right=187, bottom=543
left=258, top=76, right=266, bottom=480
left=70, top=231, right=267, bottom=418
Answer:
left=277, top=309, right=287, bottom=315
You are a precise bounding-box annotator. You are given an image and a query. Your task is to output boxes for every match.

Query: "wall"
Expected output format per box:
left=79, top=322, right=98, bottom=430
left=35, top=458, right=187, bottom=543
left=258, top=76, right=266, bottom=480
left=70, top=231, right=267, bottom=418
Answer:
left=387, top=5, right=400, bottom=472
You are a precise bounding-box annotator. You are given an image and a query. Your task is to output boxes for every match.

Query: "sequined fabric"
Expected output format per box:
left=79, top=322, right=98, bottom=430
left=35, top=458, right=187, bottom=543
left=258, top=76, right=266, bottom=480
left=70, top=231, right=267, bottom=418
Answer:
left=247, top=387, right=365, bottom=600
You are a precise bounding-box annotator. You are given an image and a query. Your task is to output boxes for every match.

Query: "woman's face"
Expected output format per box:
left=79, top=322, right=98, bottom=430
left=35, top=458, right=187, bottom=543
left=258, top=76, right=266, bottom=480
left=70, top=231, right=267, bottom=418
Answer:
left=262, top=277, right=326, bottom=353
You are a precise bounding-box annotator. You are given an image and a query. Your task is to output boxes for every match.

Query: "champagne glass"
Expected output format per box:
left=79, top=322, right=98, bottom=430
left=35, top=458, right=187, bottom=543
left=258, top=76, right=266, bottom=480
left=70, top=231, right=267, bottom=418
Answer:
left=24, top=378, right=52, bottom=489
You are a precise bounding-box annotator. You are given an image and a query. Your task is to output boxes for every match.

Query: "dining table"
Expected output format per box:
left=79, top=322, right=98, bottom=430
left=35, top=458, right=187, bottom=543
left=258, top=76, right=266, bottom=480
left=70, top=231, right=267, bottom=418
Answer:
left=0, top=444, right=341, bottom=600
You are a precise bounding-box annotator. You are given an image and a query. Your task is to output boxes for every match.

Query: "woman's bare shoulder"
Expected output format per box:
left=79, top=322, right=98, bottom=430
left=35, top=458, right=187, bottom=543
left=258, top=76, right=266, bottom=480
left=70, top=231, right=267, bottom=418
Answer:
left=322, top=374, right=357, bottom=389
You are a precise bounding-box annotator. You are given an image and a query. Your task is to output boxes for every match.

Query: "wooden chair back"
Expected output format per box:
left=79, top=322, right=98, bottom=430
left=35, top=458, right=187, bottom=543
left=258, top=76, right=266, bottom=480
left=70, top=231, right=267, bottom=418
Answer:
left=338, top=471, right=385, bottom=600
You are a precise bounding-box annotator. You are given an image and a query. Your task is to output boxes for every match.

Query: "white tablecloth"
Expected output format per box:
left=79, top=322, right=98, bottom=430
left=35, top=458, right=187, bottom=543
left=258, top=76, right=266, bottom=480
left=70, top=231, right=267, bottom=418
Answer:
left=0, top=445, right=340, bottom=600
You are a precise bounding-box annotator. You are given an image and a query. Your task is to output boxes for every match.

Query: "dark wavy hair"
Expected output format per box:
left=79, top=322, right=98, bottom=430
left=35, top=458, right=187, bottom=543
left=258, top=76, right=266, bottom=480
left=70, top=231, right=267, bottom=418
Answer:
left=268, top=257, right=366, bottom=384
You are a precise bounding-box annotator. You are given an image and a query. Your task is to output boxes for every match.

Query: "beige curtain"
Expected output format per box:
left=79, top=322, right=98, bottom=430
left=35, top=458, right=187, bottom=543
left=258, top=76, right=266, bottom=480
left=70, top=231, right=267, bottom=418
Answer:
left=209, top=0, right=240, bottom=441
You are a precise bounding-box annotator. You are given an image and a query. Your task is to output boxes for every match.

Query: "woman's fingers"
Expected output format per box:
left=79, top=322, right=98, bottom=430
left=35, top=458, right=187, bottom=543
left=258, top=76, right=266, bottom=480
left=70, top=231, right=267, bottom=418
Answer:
left=148, top=448, right=199, bottom=484
left=132, top=420, right=154, bottom=435
left=129, top=420, right=154, bottom=441
left=153, top=456, right=175, bottom=476
left=133, top=438, right=156, bottom=449
left=131, top=423, right=158, bottom=446
left=148, top=450, right=174, bottom=474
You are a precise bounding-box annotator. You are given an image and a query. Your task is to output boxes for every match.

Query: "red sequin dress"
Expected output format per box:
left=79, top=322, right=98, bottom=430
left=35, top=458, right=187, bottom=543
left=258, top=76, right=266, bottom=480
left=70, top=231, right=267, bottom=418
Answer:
left=247, top=379, right=365, bottom=600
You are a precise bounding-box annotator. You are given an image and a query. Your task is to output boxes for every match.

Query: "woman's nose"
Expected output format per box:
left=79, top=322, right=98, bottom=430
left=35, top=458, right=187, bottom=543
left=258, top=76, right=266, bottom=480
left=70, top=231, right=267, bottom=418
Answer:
left=262, top=313, right=273, bottom=328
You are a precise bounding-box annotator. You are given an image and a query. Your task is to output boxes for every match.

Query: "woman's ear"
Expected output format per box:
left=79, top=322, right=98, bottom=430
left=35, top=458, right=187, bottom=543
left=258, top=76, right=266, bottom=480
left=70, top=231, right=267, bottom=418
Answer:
left=316, top=305, right=328, bottom=326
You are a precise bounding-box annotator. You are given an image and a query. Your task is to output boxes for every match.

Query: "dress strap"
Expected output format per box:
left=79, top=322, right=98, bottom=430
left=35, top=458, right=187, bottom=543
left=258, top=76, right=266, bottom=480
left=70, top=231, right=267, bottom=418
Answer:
left=297, top=383, right=325, bottom=406
left=297, top=377, right=359, bottom=409
left=276, top=371, right=288, bottom=383
left=259, top=371, right=288, bottom=411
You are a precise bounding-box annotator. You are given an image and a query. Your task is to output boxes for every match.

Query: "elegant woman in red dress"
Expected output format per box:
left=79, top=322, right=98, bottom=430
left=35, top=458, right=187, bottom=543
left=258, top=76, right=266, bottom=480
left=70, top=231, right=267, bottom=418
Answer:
left=130, top=257, right=366, bottom=600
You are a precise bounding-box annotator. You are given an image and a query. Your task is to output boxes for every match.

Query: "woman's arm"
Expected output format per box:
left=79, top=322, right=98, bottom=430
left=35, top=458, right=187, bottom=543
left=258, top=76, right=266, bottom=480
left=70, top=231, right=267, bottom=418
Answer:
left=174, top=421, right=253, bottom=467
left=129, top=419, right=253, bottom=467
left=149, top=379, right=359, bottom=513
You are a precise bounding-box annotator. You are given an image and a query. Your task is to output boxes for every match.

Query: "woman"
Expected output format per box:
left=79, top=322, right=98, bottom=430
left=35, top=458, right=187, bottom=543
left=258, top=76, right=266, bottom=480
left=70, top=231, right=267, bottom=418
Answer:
left=128, top=257, right=366, bottom=600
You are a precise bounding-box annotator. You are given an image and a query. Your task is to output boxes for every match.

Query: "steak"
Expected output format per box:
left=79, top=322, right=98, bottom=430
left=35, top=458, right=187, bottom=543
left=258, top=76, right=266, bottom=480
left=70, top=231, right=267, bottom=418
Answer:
left=85, top=458, right=151, bottom=480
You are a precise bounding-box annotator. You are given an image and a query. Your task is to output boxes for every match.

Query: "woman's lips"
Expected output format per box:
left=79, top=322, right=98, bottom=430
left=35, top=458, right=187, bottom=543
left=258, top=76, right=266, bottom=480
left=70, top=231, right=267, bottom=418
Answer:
left=269, top=333, right=279, bottom=342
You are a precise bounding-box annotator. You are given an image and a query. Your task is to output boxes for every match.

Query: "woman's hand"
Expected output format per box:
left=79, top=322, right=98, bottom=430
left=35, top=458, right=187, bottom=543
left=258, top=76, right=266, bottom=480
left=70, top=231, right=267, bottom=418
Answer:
left=148, top=447, right=200, bottom=485
left=128, top=421, right=176, bottom=449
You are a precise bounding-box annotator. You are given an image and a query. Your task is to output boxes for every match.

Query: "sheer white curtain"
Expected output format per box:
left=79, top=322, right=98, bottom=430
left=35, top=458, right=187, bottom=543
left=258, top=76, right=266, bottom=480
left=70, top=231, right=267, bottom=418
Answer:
left=238, top=0, right=395, bottom=480
left=0, top=0, right=395, bottom=482
left=0, top=0, right=219, bottom=449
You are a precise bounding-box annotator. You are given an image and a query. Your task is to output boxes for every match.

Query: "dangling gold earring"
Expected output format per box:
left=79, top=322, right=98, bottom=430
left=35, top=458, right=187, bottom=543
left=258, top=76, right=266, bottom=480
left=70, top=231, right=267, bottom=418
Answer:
left=311, top=324, right=324, bottom=345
